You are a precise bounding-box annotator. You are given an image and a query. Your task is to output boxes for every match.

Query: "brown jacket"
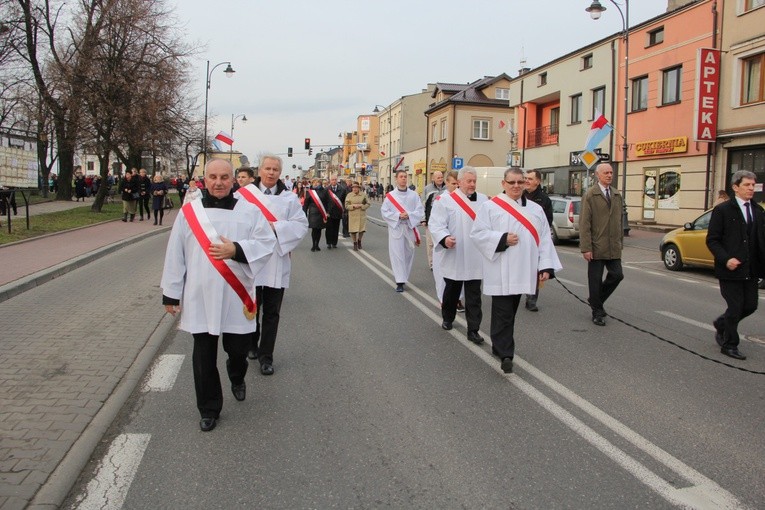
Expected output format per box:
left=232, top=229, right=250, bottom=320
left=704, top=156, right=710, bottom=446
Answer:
left=579, top=184, right=623, bottom=259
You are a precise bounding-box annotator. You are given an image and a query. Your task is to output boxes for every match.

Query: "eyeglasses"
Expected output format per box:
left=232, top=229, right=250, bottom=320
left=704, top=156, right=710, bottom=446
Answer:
left=504, top=180, right=524, bottom=185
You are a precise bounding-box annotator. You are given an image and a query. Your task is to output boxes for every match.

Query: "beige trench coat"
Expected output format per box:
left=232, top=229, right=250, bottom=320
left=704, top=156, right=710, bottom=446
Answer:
left=345, top=191, right=370, bottom=233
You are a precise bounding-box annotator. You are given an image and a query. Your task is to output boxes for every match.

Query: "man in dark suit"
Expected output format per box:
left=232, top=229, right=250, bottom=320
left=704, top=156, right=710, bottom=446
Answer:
left=706, top=170, right=765, bottom=361
left=324, top=175, right=346, bottom=249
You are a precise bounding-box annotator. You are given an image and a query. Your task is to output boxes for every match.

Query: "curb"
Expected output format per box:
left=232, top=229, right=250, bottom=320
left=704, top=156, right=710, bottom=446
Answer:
left=27, top=313, right=179, bottom=510
left=0, top=226, right=170, bottom=304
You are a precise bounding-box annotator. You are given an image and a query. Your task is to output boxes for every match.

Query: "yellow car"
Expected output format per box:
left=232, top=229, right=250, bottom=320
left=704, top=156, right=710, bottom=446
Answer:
left=659, top=209, right=714, bottom=271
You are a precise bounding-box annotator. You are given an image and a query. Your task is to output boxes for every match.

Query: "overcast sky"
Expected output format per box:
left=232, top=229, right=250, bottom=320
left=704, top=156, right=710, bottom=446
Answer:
left=171, top=0, right=670, bottom=171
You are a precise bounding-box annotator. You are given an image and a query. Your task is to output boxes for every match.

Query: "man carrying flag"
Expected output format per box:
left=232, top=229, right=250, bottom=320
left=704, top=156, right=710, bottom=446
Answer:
left=161, top=159, right=276, bottom=431
left=381, top=169, right=425, bottom=292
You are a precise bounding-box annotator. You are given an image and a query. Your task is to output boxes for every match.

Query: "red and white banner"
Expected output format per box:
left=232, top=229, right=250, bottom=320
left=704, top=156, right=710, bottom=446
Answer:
left=694, top=48, right=720, bottom=142
left=236, top=184, right=278, bottom=222
left=215, top=131, right=234, bottom=146
left=308, top=189, right=327, bottom=221
left=385, top=193, right=421, bottom=245
left=328, top=189, right=343, bottom=210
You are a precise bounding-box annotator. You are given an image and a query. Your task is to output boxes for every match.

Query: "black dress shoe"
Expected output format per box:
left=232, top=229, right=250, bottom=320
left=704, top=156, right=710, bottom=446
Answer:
left=231, top=382, right=246, bottom=401
left=501, top=357, right=514, bottom=373
left=260, top=361, right=274, bottom=375
left=592, top=316, right=606, bottom=326
left=441, top=321, right=453, bottom=330
left=396, top=283, right=404, bottom=293
left=199, top=417, right=217, bottom=432
left=713, top=322, right=725, bottom=347
left=525, top=301, right=539, bottom=312
left=720, top=347, right=746, bottom=360
left=247, top=350, right=258, bottom=360
left=467, top=331, right=484, bottom=344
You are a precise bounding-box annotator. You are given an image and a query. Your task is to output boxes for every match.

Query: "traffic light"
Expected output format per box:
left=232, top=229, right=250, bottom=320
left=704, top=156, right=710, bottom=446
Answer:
left=287, top=147, right=293, bottom=157
left=360, top=167, right=366, bottom=175
left=304, top=138, right=311, bottom=150
left=308, top=148, right=312, bottom=156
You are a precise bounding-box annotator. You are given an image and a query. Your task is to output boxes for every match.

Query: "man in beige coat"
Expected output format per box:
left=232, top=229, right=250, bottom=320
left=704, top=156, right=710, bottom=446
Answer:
left=580, top=163, right=624, bottom=326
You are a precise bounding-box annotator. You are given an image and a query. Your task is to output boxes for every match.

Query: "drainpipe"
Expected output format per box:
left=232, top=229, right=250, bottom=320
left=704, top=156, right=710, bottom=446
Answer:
left=520, top=79, right=526, bottom=168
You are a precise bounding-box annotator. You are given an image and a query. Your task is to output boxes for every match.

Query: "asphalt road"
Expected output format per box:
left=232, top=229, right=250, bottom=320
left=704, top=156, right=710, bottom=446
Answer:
left=61, top=205, right=765, bottom=509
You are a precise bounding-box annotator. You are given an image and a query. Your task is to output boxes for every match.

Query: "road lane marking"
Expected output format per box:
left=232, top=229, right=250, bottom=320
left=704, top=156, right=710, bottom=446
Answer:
left=350, top=247, right=746, bottom=509
left=141, top=354, right=185, bottom=392
left=657, top=311, right=765, bottom=346
left=73, top=433, right=151, bottom=510
left=556, top=277, right=585, bottom=287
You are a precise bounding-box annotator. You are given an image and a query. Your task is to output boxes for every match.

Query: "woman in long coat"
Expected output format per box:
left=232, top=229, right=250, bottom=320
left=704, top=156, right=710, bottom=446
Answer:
left=344, top=181, right=370, bottom=250
left=302, top=178, right=329, bottom=252
left=150, top=174, right=168, bottom=225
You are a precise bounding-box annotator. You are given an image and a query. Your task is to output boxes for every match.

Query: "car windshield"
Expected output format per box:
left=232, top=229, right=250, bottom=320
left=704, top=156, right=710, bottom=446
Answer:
left=693, top=211, right=712, bottom=230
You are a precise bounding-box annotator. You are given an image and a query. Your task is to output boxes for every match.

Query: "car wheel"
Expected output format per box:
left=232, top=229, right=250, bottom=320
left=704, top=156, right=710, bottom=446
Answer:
left=662, top=244, right=683, bottom=271
left=551, top=226, right=560, bottom=245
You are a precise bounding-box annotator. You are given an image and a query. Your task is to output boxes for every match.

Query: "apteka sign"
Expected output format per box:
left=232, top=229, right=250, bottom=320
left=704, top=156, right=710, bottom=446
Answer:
left=694, top=48, right=721, bottom=142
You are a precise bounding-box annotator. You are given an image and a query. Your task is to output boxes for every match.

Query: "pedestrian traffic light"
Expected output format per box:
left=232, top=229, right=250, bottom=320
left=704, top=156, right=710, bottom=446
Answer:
left=308, top=148, right=312, bottom=156
left=287, top=147, right=293, bottom=157
left=304, top=138, right=311, bottom=150
left=360, top=167, right=366, bottom=175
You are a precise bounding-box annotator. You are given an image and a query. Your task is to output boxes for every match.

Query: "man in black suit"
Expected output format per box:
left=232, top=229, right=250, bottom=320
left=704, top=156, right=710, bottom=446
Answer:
left=706, top=170, right=765, bottom=361
left=324, top=175, right=346, bottom=249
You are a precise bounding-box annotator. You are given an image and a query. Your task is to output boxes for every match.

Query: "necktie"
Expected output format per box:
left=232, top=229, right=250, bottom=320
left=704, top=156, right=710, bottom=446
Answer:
left=745, top=202, right=753, bottom=237
left=605, top=187, right=611, bottom=206
left=264, top=188, right=272, bottom=195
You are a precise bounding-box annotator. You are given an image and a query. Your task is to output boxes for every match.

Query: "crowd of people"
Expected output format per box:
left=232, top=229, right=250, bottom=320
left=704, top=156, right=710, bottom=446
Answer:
left=159, top=157, right=762, bottom=431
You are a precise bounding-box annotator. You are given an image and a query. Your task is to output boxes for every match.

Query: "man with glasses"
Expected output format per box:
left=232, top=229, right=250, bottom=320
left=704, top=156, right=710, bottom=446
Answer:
left=523, top=169, right=553, bottom=311
left=471, top=167, right=561, bottom=373
left=580, top=163, right=623, bottom=327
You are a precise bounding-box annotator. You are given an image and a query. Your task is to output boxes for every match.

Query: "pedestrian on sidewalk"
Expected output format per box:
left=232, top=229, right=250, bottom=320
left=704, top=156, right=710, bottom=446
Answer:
left=150, top=174, right=168, bottom=225
left=74, top=170, right=87, bottom=202
left=161, top=158, right=275, bottom=432
left=121, top=169, right=139, bottom=222
left=137, top=168, right=152, bottom=221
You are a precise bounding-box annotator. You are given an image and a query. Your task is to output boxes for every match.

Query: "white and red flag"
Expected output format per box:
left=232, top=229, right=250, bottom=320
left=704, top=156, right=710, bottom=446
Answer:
left=215, top=131, right=234, bottom=146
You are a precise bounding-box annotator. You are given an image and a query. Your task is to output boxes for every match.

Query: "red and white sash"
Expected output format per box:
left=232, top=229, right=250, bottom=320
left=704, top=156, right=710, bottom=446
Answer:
left=308, top=189, right=328, bottom=221
left=328, top=189, right=343, bottom=210
left=450, top=191, right=476, bottom=221
left=236, top=184, right=278, bottom=222
left=181, top=200, right=257, bottom=316
left=386, top=192, right=421, bottom=244
left=491, top=195, right=540, bottom=246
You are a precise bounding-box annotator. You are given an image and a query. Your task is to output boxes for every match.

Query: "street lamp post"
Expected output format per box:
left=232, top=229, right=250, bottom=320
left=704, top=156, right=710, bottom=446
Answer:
left=373, top=104, right=393, bottom=189
left=202, top=60, right=235, bottom=163
left=229, top=113, right=247, bottom=163
left=587, top=0, right=630, bottom=234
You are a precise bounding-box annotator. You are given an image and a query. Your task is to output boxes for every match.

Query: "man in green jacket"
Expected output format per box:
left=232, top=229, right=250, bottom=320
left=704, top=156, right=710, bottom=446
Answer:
left=580, top=163, right=624, bottom=326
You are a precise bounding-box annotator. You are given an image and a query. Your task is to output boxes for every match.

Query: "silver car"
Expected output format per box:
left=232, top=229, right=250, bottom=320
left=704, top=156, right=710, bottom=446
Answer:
left=549, top=195, right=581, bottom=244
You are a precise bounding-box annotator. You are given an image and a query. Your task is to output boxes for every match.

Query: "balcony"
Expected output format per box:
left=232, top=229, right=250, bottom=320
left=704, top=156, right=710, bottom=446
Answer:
left=526, top=125, right=559, bottom=148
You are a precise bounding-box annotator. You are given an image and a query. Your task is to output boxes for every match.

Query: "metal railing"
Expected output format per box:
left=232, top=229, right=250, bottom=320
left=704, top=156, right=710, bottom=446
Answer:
left=526, top=125, right=559, bottom=148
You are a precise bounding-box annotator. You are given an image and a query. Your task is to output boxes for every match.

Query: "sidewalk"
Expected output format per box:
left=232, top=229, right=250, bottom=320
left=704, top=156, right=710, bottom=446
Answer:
left=0, top=207, right=179, bottom=510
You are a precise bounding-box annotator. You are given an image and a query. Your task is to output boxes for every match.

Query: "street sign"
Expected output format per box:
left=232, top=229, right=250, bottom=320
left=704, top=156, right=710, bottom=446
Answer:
left=356, top=142, right=368, bottom=150
left=366, top=164, right=373, bottom=172
left=452, top=157, right=464, bottom=170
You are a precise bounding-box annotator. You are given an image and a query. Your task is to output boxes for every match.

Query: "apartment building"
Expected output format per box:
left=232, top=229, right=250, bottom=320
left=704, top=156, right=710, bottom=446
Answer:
left=425, top=75, right=514, bottom=182
left=715, top=0, right=765, bottom=202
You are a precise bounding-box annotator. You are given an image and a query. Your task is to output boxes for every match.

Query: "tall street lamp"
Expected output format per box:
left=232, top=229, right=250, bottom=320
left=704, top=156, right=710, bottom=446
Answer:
left=230, top=113, right=247, bottom=163
left=373, top=104, right=393, bottom=188
left=203, top=60, right=235, bottom=162
left=587, top=0, right=630, bottom=233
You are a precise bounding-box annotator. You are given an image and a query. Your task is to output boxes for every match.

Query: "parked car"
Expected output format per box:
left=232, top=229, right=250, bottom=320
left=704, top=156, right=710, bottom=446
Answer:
left=660, top=209, right=714, bottom=271
left=549, top=195, right=581, bottom=245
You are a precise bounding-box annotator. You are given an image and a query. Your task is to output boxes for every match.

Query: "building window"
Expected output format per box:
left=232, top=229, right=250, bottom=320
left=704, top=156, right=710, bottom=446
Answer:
left=632, top=76, right=648, bottom=111
left=472, top=119, right=490, bottom=140
left=539, top=72, right=547, bottom=86
left=440, top=118, right=447, bottom=140
left=582, top=54, right=593, bottom=70
left=741, top=53, right=765, bottom=105
left=648, top=27, right=664, bottom=47
left=744, top=0, right=765, bottom=11
left=662, top=66, right=682, bottom=105
left=495, top=87, right=509, bottom=100
left=87, top=161, right=95, bottom=171
left=570, top=94, right=582, bottom=124
left=431, top=122, right=437, bottom=143
left=550, top=107, right=560, bottom=134
left=592, top=87, right=606, bottom=118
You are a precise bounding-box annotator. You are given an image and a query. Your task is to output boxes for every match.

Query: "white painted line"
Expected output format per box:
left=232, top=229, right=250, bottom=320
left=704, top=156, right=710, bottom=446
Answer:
left=352, top=248, right=746, bottom=509
left=656, top=311, right=715, bottom=332
left=141, top=354, right=185, bottom=392
left=73, top=433, right=151, bottom=510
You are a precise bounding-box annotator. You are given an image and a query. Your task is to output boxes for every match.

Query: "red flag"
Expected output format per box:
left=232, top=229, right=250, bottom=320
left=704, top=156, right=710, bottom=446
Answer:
left=215, top=131, right=234, bottom=146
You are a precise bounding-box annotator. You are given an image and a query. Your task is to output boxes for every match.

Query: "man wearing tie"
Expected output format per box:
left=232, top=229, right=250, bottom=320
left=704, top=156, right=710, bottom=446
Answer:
left=325, top=175, right=346, bottom=249
left=579, top=163, right=624, bottom=326
left=706, top=170, right=764, bottom=361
